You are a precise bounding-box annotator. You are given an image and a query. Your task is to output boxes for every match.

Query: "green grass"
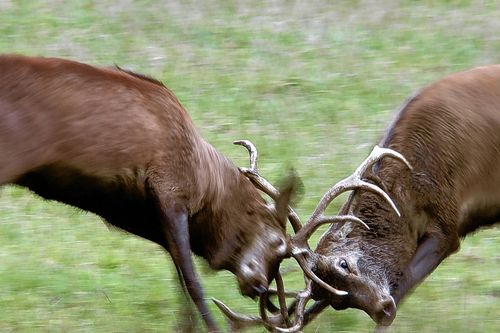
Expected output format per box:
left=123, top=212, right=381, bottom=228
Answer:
left=1, top=1, right=499, bottom=332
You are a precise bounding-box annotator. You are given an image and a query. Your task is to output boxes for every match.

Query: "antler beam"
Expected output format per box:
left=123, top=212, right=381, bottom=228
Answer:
left=234, top=140, right=303, bottom=233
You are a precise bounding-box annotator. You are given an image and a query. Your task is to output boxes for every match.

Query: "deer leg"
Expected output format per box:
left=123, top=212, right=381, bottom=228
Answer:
left=392, top=232, right=459, bottom=305
left=155, top=199, right=219, bottom=333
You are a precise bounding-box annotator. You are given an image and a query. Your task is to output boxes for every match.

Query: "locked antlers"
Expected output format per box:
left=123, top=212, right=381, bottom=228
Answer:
left=214, top=141, right=412, bottom=332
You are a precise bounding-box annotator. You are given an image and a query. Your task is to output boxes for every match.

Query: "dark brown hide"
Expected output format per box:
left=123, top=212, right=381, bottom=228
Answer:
left=0, top=55, right=294, bottom=332
left=313, top=65, right=500, bottom=326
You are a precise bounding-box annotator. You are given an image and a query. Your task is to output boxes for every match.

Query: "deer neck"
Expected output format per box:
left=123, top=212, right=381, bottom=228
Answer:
left=188, top=140, right=249, bottom=265
left=345, top=162, right=420, bottom=281
left=189, top=140, right=239, bottom=213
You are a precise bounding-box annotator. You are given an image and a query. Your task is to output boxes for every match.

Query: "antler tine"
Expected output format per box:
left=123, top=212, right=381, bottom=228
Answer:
left=212, top=298, right=264, bottom=331
left=274, top=299, right=329, bottom=333
left=214, top=281, right=328, bottom=333
left=234, top=139, right=303, bottom=233
left=270, top=296, right=329, bottom=333
left=274, top=281, right=313, bottom=333
left=213, top=293, right=297, bottom=332
left=260, top=273, right=330, bottom=333
left=275, top=272, right=292, bottom=327
left=234, top=140, right=258, bottom=171
left=259, top=292, right=276, bottom=332
left=291, top=249, right=347, bottom=296
left=301, top=299, right=330, bottom=327
left=234, top=140, right=277, bottom=197
left=308, top=145, right=412, bottom=223
left=293, top=215, right=369, bottom=248
left=286, top=209, right=303, bottom=234
left=258, top=269, right=305, bottom=332
left=213, top=270, right=297, bottom=332
left=267, top=288, right=298, bottom=298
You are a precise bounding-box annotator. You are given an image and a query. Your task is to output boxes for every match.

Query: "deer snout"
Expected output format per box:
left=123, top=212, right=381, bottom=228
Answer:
left=237, top=259, right=269, bottom=298
left=371, top=296, right=397, bottom=326
left=236, top=231, right=287, bottom=298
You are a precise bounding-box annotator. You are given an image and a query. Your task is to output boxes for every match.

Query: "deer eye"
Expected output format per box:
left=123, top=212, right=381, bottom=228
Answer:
left=271, top=236, right=287, bottom=255
left=339, top=259, right=349, bottom=271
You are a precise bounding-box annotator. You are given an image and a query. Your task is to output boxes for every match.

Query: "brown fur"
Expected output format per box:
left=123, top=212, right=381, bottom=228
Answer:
left=313, top=65, right=500, bottom=326
left=0, top=55, right=294, bottom=332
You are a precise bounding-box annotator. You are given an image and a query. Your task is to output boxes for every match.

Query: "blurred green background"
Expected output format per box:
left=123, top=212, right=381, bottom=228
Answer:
left=0, top=1, right=499, bottom=332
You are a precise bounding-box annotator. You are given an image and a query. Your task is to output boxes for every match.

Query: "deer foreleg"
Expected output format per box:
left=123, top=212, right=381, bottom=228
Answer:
left=392, top=232, right=459, bottom=305
left=156, top=199, right=219, bottom=333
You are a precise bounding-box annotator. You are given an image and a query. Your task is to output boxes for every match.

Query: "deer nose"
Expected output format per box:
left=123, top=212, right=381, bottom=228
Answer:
left=239, top=279, right=268, bottom=298
left=374, top=296, right=397, bottom=326
left=253, top=283, right=268, bottom=295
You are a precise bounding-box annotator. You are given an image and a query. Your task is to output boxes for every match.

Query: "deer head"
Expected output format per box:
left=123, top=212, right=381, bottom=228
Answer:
left=214, top=140, right=299, bottom=299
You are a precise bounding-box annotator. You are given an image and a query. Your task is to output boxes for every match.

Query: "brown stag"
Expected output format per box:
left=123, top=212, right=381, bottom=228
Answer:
left=0, top=54, right=297, bottom=332
left=216, top=65, right=500, bottom=332
left=310, top=65, right=500, bottom=327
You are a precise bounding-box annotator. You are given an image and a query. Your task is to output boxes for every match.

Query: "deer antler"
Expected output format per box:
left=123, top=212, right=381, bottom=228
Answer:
left=213, top=281, right=329, bottom=333
left=273, top=280, right=313, bottom=333
left=292, top=145, right=412, bottom=247
left=226, top=141, right=412, bottom=332
left=212, top=271, right=296, bottom=332
left=234, top=140, right=303, bottom=233
left=287, top=146, right=412, bottom=298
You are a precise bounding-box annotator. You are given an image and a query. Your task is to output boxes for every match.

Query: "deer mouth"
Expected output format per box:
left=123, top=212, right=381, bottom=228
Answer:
left=238, top=279, right=269, bottom=299
left=236, top=263, right=270, bottom=299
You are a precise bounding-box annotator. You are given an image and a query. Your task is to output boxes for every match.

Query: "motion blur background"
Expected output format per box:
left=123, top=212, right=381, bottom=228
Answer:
left=0, top=1, right=499, bottom=332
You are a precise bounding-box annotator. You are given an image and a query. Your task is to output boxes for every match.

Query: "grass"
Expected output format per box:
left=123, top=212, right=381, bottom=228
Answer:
left=0, top=1, right=499, bottom=332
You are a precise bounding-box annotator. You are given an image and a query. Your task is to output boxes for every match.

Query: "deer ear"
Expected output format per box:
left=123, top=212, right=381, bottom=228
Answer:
left=275, top=169, right=303, bottom=228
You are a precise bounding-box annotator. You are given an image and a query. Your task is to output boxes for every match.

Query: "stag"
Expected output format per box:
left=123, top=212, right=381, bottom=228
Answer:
left=217, top=65, right=500, bottom=332
left=310, top=65, right=500, bottom=327
left=0, top=54, right=297, bottom=333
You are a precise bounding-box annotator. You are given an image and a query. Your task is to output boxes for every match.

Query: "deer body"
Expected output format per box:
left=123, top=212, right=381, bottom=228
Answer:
left=313, top=65, right=500, bottom=326
left=0, top=55, right=293, bottom=332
